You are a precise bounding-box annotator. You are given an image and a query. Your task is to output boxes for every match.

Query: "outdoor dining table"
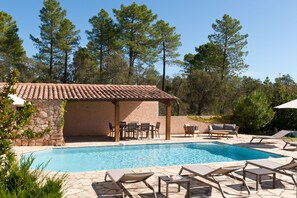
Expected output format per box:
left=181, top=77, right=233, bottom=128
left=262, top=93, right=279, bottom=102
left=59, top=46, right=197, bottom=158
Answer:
left=119, top=123, right=156, bottom=140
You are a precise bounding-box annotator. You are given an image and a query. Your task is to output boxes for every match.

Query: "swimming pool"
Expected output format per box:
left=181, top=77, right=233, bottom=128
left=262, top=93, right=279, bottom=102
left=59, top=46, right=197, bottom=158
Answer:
left=25, top=142, right=282, bottom=172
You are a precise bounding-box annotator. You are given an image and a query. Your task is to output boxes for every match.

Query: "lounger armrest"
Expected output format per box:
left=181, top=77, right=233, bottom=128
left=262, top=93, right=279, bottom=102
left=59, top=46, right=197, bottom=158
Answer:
left=277, top=158, right=297, bottom=170
left=121, top=172, right=154, bottom=183
left=244, top=160, right=259, bottom=167
left=209, top=165, right=244, bottom=175
left=234, top=126, right=239, bottom=137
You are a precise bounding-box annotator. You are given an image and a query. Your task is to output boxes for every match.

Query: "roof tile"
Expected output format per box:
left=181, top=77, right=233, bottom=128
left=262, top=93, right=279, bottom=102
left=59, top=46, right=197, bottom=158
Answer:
left=0, top=83, right=177, bottom=101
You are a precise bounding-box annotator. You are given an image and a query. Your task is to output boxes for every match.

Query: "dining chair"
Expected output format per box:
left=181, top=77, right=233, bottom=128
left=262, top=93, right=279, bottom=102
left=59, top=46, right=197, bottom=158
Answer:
left=108, top=122, right=115, bottom=137
left=138, top=123, right=150, bottom=139
left=152, top=122, right=160, bottom=138
left=119, top=122, right=127, bottom=139
left=125, top=123, right=138, bottom=139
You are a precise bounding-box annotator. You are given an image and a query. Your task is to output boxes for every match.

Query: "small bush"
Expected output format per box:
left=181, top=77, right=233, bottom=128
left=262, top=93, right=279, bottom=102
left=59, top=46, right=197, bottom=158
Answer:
left=0, top=155, right=65, bottom=198
left=233, top=91, right=275, bottom=132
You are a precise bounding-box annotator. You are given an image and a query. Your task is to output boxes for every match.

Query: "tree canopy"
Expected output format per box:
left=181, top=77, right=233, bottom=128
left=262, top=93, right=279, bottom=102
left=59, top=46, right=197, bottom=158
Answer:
left=2, top=4, right=297, bottom=132
left=153, top=20, right=181, bottom=90
left=57, top=18, right=80, bottom=83
left=113, top=3, right=158, bottom=83
left=0, top=11, right=25, bottom=81
left=86, top=9, right=118, bottom=78
left=72, top=47, right=99, bottom=84
left=30, top=0, right=66, bottom=82
left=209, top=14, right=248, bottom=80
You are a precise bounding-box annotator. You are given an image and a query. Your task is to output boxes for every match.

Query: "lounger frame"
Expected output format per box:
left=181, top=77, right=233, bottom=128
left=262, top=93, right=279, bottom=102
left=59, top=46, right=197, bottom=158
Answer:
left=250, top=130, right=294, bottom=144
left=244, top=158, right=297, bottom=187
left=179, top=165, right=250, bottom=198
left=105, top=171, right=157, bottom=198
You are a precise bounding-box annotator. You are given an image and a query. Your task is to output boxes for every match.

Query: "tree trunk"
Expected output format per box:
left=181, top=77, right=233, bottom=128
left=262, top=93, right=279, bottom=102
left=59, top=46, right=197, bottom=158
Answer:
left=63, top=51, right=68, bottom=83
left=49, top=37, right=53, bottom=83
left=128, top=46, right=133, bottom=84
left=128, top=20, right=134, bottom=84
left=162, top=41, right=166, bottom=91
left=99, top=45, right=103, bottom=73
left=220, top=50, right=227, bottom=115
left=221, top=34, right=228, bottom=81
left=221, top=49, right=227, bottom=81
left=219, top=36, right=228, bottom=114
left=99, top=25, right=103, bottom=73
left=99, top=43, right=103, bottom=83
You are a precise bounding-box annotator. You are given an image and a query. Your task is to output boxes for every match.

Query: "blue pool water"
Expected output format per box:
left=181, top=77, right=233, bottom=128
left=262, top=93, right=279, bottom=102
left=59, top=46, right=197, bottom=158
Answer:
left=25, top=142, right=282, bottom=172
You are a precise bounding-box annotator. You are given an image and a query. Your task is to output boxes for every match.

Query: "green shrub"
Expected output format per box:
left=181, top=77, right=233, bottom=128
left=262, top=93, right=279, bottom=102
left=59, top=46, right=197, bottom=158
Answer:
left=0, top=70, right=65, bottom=198
left=233, top=90, right=275, bottom=131
left=0, top=155, right=65, bottom=198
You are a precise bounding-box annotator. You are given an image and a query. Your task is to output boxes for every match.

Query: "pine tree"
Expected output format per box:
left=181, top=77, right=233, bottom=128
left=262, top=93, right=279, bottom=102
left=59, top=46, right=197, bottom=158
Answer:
left=113, top=3, right=158, bottom=83
left=0, top=11, right=25, bottom=81
left=57, top=18, right=80, bottom=83
left=153, top=20, right=181, bottom=90
left=86, top=9, right=118, bottom=79
left=208, top=14, right=248, bottom=80
left=72, top=48, right=99, bottom=84
left=101, top=53, right=129, bottom=84
left=30, top=0, right=66, bottom=82
left=184, top=43, right=224, bottom=74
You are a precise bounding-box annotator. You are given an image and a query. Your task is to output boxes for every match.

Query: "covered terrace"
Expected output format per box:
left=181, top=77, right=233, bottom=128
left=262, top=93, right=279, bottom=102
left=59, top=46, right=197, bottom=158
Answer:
left=8, top=83, right=177, bottom=143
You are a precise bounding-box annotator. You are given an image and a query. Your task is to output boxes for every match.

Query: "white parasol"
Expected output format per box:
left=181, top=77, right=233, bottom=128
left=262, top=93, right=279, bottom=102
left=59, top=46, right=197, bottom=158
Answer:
left=8, top=94, right=26, bottom=107
left=274, top=99, right=297, bottom=109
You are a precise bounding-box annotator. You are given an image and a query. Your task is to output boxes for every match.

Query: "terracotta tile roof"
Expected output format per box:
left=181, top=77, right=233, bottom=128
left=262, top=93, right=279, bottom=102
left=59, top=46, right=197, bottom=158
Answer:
left=0, top=83, right=177, bottom=101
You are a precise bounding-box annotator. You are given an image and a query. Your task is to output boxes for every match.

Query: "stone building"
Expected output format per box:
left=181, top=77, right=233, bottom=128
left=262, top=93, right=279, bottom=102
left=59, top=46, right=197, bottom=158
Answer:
left=4, top=83, right=177, bottom=146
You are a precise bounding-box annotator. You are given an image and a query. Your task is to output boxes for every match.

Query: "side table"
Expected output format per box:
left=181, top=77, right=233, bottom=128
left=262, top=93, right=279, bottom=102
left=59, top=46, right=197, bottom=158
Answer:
left=158, top=175, right=190, bottom=198
left=243, top=168, right=276, bottom=191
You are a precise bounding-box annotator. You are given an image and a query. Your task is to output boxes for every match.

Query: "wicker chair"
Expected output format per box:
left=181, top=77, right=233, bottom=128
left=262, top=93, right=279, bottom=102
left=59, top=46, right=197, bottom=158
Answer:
left=184, top=124, right=199, bottom=137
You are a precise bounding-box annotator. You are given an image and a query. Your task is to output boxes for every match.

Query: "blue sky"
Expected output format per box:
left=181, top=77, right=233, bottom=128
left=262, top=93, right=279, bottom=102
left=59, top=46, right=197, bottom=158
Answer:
left=2, top=0, right=297, bottom=82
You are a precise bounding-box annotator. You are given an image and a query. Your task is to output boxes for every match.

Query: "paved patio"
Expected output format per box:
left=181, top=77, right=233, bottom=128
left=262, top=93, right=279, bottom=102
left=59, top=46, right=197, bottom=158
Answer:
left=13, top=134, right=297, bottom=198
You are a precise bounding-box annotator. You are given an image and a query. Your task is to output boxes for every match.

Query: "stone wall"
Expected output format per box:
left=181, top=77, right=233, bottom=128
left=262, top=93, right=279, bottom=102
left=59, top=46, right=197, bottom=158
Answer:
left=13, top=100, right=64, bottom=146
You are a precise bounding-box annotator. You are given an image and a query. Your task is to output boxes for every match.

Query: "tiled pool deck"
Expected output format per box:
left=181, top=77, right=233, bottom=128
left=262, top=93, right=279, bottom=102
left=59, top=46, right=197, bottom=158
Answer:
left=13, top=134, right=297, bottom=198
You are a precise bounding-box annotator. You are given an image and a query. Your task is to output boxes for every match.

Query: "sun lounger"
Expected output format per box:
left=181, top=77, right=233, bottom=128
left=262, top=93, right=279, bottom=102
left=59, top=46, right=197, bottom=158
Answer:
left=179, top=164, right=250, bottom=198
left=249, top=130, right=293, bottom=144
left=283, top=140, right=297, bottom=150
left=104, top=169, right=157, bottom=198
left=283, top=141, right=297, bottom=150
left=245, top=158, right=297, bottom=186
